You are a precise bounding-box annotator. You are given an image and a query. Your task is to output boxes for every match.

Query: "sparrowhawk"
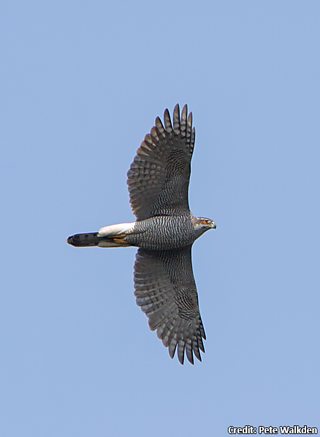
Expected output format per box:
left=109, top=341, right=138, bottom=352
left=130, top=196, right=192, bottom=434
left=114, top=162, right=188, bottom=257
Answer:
left=68, top=104, right=216, bottom=364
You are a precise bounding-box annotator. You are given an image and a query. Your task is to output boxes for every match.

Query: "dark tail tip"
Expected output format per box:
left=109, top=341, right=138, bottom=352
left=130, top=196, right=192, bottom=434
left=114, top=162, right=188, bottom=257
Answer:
left=67, top=236, right=74, bottom=245
left=67, top=232, right=99, bottom=247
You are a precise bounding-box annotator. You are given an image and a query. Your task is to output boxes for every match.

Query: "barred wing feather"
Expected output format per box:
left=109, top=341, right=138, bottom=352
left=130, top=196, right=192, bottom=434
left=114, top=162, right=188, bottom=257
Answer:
left=127, top=104, right=195, bottom=220
left=134, top=246, right=206, bottom=364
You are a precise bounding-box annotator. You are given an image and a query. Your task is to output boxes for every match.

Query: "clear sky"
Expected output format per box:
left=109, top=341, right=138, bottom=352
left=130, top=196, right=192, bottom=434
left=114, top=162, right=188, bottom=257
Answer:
left=1, top=1, right=319, bottom=436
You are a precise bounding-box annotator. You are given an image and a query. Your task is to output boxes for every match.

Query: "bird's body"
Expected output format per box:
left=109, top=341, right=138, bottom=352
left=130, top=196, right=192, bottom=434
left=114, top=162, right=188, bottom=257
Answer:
left=68, top=104, right=216, bottom=364
left=68, top=214, right=208, bottom=250
left=128, top=214, right=195, bottom=250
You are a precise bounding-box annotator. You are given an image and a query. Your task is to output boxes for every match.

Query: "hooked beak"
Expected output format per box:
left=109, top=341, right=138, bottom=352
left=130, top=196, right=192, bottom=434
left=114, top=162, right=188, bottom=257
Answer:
left=211, top=221, right=217, bottom=229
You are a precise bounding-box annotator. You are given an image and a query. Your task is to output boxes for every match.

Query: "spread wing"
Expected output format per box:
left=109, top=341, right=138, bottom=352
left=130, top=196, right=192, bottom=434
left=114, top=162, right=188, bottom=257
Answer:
left=134, top=246, right=206, bottom=364
left=127, top=104, right=195, bottom=220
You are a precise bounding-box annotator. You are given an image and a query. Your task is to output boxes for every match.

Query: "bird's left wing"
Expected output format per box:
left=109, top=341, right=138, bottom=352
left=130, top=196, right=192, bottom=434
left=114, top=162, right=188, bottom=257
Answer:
left=127, top=104, right=195, bottom=220
left=134, top=246, right=206, bottom=364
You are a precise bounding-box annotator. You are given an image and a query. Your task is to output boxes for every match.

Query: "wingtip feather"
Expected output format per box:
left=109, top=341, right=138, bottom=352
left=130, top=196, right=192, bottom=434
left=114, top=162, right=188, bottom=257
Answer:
left=163, top=108, right=173, bottom=131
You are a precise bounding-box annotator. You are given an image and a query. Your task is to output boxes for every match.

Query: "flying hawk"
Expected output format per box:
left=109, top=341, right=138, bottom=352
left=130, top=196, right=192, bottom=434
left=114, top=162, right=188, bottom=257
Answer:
left=68, top=104, right=216, bottom=364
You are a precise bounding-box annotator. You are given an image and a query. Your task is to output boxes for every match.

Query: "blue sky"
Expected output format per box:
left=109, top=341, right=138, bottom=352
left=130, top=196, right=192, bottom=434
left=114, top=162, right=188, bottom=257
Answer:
left=1, top=1, right=319, bottom=436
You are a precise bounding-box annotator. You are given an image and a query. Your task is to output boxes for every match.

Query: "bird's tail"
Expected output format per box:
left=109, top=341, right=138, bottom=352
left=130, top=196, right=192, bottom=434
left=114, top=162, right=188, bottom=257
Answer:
left=67, top=223, right=135, bottom=248
left=67, top=232, right=101, bottom=247
left=67, top=232, right=132, bottom=248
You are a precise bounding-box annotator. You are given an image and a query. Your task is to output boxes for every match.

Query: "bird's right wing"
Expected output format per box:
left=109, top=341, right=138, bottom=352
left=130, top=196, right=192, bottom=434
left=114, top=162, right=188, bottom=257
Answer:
left=127, top=104, right=195, bottom=220
left=134, top=246, right=206, bottom=364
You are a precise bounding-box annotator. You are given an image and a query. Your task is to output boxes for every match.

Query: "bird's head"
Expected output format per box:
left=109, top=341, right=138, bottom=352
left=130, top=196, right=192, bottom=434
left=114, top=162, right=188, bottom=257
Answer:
left=192, top=216, right=216, bottom=237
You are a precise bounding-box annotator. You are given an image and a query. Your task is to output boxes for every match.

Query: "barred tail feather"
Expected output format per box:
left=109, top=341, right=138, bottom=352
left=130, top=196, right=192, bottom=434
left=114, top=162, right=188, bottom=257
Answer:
left=67, top=232, right=101, bottom=247
left=67, top=229, right=133, bottom=248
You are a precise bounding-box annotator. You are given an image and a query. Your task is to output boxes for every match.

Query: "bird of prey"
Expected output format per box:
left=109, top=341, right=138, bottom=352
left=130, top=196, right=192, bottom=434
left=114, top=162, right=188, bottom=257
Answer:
left=68, top=104, right=216, bottom=364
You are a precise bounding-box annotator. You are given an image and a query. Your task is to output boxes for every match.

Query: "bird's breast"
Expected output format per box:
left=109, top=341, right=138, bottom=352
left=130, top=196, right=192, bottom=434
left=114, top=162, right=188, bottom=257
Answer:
left=126, top=215, right=195, bottom=250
